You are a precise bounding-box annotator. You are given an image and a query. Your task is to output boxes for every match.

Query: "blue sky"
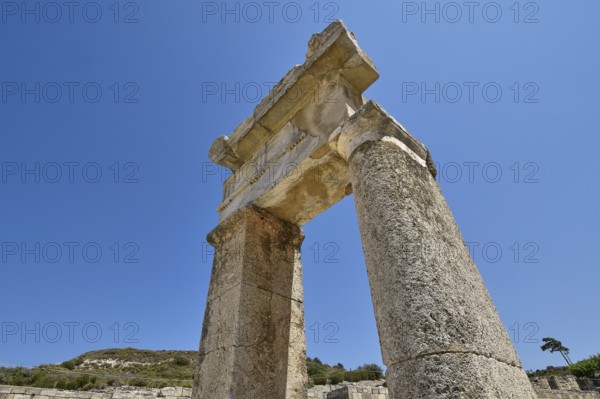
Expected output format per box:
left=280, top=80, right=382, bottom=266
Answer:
left=1, top=0, right=599, bottom=373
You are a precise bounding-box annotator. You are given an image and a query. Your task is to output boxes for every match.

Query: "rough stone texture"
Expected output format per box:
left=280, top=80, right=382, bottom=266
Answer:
left=3, top=382, right=598, bottom=399
left=199, top=19, right=540, bottom=399
left=388, top=353, right=536, bottom=399
left=307, top=381, right=388, bottom=399
left=536, top=391, right=600, bottom=399
left=534, top=378, right=553, bottom=390
left=210, top=21, right=377, bottom=226
left=340, top=104, right=538, bottom=398
left=532, top=375, right=600, bottom=393
left=307, top=384, right=342, bottom=399
left=193, top=206, right=307, bottom=399
left=326, top=385, right=388, bottom=399
left=0, top=387, right=191, bottom=399
left=210, top=21, right=377, bottom=171
left=577, top=379, right=600, bottom=391
left=547, top=375, right=582, bottom=391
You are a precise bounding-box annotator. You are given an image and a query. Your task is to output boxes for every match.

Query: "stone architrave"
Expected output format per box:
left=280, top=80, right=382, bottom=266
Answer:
left=194, top=20, right=538, bottom=399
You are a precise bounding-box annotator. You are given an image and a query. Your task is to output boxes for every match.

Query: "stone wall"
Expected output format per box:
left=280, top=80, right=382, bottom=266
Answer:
left=318, top=377, right=600, bottom=399
left=530, top=376, right=600, bottom=398
left=548, top=375, right=582, bottom=391
left=536, top=390, right=600, bottom=399
left=525, top=375, right=600, bottom=399
left=3, top=379, right=600, bottom=399
left=307, top=384, right=340, bottom=399
left=326, top=385, right=388, bottom=399
left=0, top=386, right=191, bottom=399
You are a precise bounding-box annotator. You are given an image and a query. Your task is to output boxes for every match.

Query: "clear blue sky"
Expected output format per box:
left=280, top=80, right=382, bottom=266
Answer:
left=1, top=0, right=598, bottom=373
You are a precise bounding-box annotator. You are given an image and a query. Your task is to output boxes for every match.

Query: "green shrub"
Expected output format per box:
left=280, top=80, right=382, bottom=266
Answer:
left=31, top=371, right=55, bottom=388
left=343, top=370, right=376, bottom=382
left=313, top=376, right=327, bottom=385
left=62, top=361, right=76, bottom=370
left=329, top=373, right=344, bottom=384
left=173, top=356, right=191, bottom=366
left=5, top=367, right=30, bottom=386
left=569, top=354, right=600, bottom=378
left=306, top=358, right=328, bottom=378
left=82, top=382, right=96, bottom=391
left=130, top=378, right=148, bottom=387
left=357, top=363, right=384, bottom=379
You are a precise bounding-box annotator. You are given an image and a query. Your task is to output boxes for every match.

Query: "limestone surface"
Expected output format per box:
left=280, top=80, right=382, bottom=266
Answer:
left=342, top=107, right=537, bottom=397
left=194, top=207, right=307, bottom=399
left=209, top=21, right=378, bottom=226
left=196, top=19, right=539, bottom=399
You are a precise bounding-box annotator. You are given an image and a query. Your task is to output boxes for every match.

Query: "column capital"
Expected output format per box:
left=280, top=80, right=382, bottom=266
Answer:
left=329, top=101, right=437, bottom=178
left=207, top=205, right=304, bottom=248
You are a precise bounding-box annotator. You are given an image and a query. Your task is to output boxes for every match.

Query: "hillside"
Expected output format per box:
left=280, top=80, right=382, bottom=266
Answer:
left=0, top=349, right=197, bottom=389
left=0, top=349, right=383, bottom=390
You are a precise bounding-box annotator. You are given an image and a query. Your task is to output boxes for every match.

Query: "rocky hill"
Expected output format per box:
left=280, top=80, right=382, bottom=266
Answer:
left=0, top=348, right=197, bottom=389
left=0, top=349, right=383, bottom=390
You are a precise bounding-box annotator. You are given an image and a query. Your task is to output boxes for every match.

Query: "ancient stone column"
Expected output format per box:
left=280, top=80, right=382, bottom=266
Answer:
left=330, top=101, right=538, bottom=399
left=193, top=206, right=307, bottom=399
left=196, top=22, right=379, bottom=399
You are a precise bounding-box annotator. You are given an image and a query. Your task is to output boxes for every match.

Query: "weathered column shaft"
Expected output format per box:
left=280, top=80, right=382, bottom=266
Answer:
left=193, top=206, right=307, bottom=399
left=336, top=103, right=537, bottom=399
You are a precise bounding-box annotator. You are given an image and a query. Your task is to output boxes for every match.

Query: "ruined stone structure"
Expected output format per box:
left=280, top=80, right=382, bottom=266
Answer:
left=326, top=385, right=388, bottom=399
left=0, top=386, right=192, bottom=399
left=307, top=381, right=387, bottom=399
left=2, top=380, right=599, bottom=399
left=194, top=21, right=539, bottom=398
left=3, top=377, right=600, bottom=399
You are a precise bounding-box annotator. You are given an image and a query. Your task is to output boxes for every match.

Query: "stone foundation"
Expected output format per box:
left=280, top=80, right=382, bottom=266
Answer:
left=326, top=385, right=388, bottom=399
left=535, top=390, right=600, bottom=399
left=530, top=376, right=600, bottom=399
left=0, top=385, right=192, bottom=399
left=2, top=382, right=600, bottom=399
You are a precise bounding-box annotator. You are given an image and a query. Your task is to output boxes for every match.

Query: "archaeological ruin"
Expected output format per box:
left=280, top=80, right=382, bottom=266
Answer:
left=193, top=20, right=539, bottom=399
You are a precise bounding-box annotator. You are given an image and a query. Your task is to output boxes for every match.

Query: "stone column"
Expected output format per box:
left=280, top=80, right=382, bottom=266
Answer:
left=331, top=101, right=538, bottom=399
left=193, top=206, right=308, bottom=399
